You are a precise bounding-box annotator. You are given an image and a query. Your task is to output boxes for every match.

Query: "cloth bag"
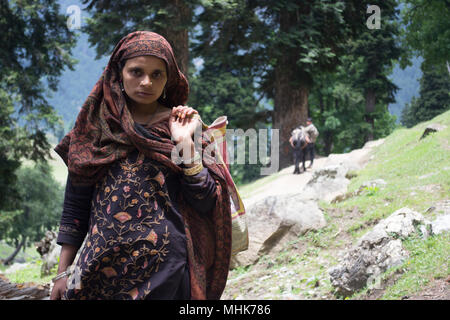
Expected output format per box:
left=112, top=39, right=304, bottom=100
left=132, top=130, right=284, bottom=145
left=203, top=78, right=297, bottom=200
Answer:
left=198, top=115, right=248, bottom=255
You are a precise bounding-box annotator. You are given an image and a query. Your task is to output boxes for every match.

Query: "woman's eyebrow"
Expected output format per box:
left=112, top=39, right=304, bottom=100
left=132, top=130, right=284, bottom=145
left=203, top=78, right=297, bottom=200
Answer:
left=128, top=66, right=166, bottom=73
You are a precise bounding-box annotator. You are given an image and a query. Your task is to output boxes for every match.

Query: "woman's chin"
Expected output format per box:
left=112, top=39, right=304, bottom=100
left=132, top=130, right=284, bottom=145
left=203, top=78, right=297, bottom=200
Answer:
left=130, top=95, right=157, bottom=105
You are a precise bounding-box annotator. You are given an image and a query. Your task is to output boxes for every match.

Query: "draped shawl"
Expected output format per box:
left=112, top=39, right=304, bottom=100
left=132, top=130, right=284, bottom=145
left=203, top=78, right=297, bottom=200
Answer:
left=54, top=31, right=232, bottom=299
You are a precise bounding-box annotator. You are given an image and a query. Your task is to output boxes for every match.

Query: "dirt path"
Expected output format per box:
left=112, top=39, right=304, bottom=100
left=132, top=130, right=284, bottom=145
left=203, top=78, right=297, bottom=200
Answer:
left=242, top=157, right=328, bottom=208
left=241, top=139, right=385, bottom=208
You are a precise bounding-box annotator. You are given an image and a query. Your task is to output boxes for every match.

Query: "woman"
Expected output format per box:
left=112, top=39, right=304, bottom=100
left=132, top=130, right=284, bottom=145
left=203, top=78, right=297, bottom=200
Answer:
left=50, top=31, right=232, bottom=300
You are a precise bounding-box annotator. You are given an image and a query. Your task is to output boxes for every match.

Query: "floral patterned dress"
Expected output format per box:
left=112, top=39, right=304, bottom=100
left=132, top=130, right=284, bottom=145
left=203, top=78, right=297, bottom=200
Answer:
left=57, top=150, right=217, bottom=300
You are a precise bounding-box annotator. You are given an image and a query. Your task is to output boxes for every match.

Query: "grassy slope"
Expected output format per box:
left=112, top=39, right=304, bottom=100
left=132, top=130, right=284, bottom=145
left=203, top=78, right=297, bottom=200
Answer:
left=338, top=110, right=450, bottom=299
left=225, top=110, right=449, bottom=300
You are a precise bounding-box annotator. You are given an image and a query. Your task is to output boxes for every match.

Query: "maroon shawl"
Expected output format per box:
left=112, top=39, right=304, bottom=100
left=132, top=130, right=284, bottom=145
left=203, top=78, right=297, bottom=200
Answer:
left=55, top=31, right=231, bottom=299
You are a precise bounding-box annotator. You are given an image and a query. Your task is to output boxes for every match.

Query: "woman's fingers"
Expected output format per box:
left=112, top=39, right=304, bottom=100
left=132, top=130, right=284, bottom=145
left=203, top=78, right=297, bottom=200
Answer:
left=173, top=105, right=198, bottom=122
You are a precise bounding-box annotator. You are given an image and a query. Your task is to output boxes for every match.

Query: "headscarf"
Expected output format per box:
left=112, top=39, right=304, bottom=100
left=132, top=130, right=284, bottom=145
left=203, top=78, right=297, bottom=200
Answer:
left=55, top=31, right=189, bottom=185
left=55, top=31, right=231, bottom=299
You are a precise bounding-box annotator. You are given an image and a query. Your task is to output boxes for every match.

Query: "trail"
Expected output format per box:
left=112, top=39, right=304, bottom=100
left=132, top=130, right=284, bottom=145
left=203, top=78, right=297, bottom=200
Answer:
left=242, top=157, right=328, bottom=208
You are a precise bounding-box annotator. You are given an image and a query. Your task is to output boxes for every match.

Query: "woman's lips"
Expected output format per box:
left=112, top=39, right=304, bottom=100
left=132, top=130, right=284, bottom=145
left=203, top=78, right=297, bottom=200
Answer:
left=136, top=91, right=153, bottom=96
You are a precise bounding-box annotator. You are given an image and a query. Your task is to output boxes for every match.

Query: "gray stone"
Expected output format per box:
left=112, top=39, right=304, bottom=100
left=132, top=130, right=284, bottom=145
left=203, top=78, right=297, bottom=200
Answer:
left=231, top=193, right=326, bottom=268
left=431, top=214, right=450, bottom=235
left=329, top=208, right=431, bottom=296
left=301, top=165, right=350, bottom=202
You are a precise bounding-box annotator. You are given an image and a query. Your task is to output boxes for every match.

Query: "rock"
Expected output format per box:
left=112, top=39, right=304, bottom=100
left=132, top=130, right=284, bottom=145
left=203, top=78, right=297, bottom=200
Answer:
left=325, top=138, right=385, bottom=173
left=431, top=214, right=450, bottom=235
left=231, top=193, right=326, bottom=268
left=361, top=207, right=432, bottom=241
left=420, top=123, right=447, bottom=140
left=301, top=165, right=350, bottom=203
left=35, top=231, right=61, bottom=276
left=328, top=208, right=432, bottom=297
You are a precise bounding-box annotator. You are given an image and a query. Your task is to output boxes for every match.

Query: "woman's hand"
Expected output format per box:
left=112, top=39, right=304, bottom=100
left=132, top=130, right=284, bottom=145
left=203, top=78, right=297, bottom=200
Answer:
left=169, top=105, right=201, bottom=144
left=50, top=277, right=67, bottom=300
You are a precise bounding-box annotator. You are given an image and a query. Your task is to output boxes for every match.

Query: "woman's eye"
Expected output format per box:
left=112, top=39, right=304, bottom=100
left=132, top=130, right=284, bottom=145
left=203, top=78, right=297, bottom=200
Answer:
left=152, top=72, right=162, bottom=79
left=131, top=69, right=142, bottom=76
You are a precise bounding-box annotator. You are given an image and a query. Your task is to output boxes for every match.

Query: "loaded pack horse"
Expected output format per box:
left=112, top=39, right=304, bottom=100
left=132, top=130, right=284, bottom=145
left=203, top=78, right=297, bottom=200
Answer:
left=290, top=127, right=309, bottom=174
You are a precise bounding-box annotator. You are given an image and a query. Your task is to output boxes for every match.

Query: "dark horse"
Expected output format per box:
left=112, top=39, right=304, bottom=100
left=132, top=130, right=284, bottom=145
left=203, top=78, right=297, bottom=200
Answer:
left=290, top=128, right=308, bottom=174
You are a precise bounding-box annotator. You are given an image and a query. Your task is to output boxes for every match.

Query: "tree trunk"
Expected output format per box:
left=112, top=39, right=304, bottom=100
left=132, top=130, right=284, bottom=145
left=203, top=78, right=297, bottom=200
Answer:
left=3, top=238, right=25, bottom=265
left=272, top=7, right=311, bottom=170
left=160, top=0, right=190, bottom=77
left=323, top=131, right=333, bottom=155
left=365, top=89, right=376, bottom=141
left=273, top=65, right=309, bottom=170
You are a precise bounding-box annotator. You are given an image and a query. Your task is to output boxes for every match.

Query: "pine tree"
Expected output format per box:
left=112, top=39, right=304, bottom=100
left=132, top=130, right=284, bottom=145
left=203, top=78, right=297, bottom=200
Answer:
left=347, top=0, right=403, bottom=141
left=401, top=0, right=450, bottom=71
left=196, top=0, right=372, bottom=169
left=0, top=0, right=75, bottom=261
left=0, top=0, right=76, bottom=161
left=401, top=64, right=450, bottom=127
left=82, top=0, right=196, bottom=75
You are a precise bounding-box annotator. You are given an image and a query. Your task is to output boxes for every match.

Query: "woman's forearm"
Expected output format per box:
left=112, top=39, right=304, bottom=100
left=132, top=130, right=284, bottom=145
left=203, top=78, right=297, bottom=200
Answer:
left=56, top=244, right=79, bottom=274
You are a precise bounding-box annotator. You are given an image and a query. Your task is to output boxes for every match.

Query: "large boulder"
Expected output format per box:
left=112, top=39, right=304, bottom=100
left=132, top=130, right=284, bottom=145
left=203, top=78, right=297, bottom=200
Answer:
left=300, top=165, right=350, bottom=203
left=432, top=214, right=450, bottom=235
left=328, top=208, right=432, bottom=297
left=231, top=193, right=327, bottom=268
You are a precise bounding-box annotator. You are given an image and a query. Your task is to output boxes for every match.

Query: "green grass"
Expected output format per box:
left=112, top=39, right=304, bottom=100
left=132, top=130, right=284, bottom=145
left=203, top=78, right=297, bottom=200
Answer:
left=0, top=241, right=54, bottom=285
left=0, top=241, right=41, bottom=264
left=325, top=110, right=450, bottom=239
left=382, top=232, right=450, bottom=299
left=4, top=259, right=56, bottom=285
left=323, top=110, right=450, bottom=299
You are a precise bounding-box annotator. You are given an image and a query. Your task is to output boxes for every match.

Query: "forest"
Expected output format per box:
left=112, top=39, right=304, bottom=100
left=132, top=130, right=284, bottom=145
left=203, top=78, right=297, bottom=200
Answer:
left=0, top=0, right=449, bottom=270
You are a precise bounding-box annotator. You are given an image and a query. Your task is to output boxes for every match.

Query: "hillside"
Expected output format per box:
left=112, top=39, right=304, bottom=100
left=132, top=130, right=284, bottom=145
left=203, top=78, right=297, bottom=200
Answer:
left=223, top=110, right=450, bottom=300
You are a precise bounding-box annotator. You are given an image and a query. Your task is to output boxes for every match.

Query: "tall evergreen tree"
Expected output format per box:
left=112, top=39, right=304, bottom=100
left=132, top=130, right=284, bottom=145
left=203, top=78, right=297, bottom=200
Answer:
left=0, top=163, right=64, bottom=264
left=401, top=64, right=450, bottom=127
left=0, top=0, right=75, bottom=260
left=347, top=0, right=402, bottom=141
left=0, top=0, right=76, bottom=161
left=197, top=0, right=372, bottom=169
left=401, top=0, right=450, bottom=71
left=82, top=0, right=197, bottom=75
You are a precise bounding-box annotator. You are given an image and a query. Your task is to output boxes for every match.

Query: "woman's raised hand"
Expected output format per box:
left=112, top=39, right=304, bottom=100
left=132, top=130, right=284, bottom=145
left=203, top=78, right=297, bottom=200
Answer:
left=169, top=105, right=201, bottom=144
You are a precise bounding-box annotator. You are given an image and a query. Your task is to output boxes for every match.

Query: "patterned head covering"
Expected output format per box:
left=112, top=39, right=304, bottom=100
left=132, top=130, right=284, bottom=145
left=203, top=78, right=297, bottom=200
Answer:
left=55, top=31, right=189, bottom=185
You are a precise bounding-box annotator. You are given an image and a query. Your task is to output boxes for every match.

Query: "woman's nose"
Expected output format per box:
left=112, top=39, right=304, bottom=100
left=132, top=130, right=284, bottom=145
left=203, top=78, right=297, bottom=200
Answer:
left=140, top=75, right=152, bottom=86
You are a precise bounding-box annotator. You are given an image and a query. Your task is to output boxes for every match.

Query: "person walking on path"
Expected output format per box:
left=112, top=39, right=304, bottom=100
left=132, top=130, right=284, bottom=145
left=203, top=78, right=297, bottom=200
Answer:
left=303, top=117, right=319, bottom=169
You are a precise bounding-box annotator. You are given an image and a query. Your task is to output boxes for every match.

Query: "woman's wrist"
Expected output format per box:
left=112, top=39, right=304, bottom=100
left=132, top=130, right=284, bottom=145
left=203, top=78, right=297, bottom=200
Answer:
left=57, top=244, right=78, bottom=274
left=176, top=137, right=200, bottom=167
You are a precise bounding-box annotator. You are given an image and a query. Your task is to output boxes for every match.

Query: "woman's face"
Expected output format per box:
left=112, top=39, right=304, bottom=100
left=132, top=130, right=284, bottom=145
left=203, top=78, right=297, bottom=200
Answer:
left=121, top=55, right=167, bottom=108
